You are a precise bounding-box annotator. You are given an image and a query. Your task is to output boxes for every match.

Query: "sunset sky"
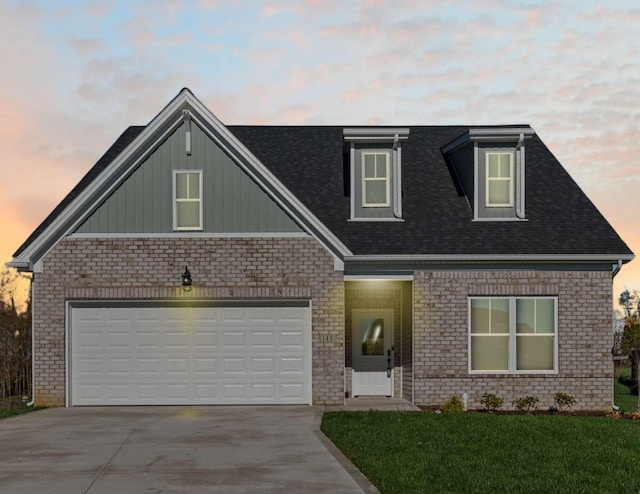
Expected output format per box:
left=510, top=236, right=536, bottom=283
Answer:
left=1, top=0, right=638, bottom=309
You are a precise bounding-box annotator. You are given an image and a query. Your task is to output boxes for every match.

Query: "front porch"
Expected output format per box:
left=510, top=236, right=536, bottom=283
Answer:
left=344, top=280, right=413, bottom=402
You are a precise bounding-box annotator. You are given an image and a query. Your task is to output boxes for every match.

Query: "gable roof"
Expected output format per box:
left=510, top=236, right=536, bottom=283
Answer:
left=9, top=89, right=633, bottom=272
left=9, top=88, right=352, bottom=271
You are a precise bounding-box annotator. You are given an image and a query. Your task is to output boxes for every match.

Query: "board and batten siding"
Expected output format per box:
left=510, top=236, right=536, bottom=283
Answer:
left=77, top=121, right=302, bottom=234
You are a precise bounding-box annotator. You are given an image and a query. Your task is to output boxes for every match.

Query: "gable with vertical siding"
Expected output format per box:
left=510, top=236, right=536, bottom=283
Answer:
left=77, top=121, right=302, bottom=234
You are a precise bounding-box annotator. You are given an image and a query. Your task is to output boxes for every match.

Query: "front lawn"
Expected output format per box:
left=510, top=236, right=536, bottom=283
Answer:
left=322, top=411, right=640, bottom=494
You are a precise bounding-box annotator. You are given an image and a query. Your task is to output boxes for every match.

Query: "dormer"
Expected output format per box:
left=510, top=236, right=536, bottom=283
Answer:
left=344, top=128, right=410, bottom=221
left=442, top=127, right=535, bottom=221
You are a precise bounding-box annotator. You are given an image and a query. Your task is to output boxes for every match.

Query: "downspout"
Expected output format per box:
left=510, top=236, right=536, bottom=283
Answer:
left=393, top=133, right=402, bottom=218
left=26, top=274, right=34, bottom=407
left=515, top=133, right=525, bottom=219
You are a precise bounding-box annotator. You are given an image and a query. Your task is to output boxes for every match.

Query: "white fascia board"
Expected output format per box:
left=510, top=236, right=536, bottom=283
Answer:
left=469, top=127, right=535, bottom=138
left=343, top=128, right=410, bottom=141
left=185, top=100, right=353, bottom=259
left=442, top=127, right=535, bottom=154
left=4, top=261, right=29, bottom=270
left=345, top=253, right=635, bottom=263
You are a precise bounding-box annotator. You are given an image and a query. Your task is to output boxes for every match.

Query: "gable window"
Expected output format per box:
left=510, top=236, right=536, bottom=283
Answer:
left=362, top=152, right=391, bottom=207
left=469, top=297, right=556, bottom=373
left=486, top=153, right=513, bottom=207
left=173, top=170, right=203, bottom=230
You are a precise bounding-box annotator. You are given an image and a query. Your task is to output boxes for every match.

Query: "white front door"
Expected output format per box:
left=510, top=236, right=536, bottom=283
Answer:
left=352, top=309, right=393, bottom=397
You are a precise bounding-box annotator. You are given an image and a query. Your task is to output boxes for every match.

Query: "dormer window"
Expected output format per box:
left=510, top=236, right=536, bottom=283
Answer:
left=486, top=153, right=513, bottom=208
left=344, top=128, right=409, bottom=221
left=363, top=152, right=391, bottom=207
left=442, top=127, right=534, bottom=221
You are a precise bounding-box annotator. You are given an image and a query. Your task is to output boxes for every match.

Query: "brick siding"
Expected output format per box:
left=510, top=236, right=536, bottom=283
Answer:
left=413, top=270, right=613, bottom=411
left=33, top=236, right=344, bottom=407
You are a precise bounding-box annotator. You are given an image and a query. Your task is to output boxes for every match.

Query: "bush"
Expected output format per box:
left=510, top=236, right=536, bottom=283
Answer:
left=440, top=395, right=465, bottom=413
left=553, top=392, right=576, bottom=411
left=480, top=393, right=504, bottom=412
left=512, top=396, right=539, bottom=413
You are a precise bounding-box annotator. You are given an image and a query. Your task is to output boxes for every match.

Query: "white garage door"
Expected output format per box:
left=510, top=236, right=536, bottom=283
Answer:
left=70, top=303, right=311, bottom=406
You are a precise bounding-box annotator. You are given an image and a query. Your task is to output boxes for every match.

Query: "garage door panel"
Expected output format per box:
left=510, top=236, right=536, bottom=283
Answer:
left=193, top=330, right=218, bottom=349
left=194, top=358, right=218, bottom=375
left=280, top=383, right=305, bottom=399
left=107, top=358, right=132, bottom=376
left=136, top=331, right=161, bottom=351
left=280, top=331, right=304, bottom=348
left=251, top=357, right=275, bottom=374
left=222, top=331, right=247, bottom=349
left=107, top=384, right=133, bottom=401
left=77, top=357, right=103, bottom=375
left=223, top=357, right=246, bottom=374
left=280, top=357, right=304, bottom=374
left=251, top=331, right=276, bottom=349
left=222, top=383, right=247, bottom=400
left=166, top=331, right=190, bottom=350
left=71, top=304, right=310, bottom=405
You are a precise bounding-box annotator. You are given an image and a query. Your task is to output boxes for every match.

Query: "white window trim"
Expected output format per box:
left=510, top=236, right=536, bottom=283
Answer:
left=468, top=296, right=558, bottom=375
left=173, top=170, right=203, bottom=231
left=361, top=151, right=391, bottom=208
left=485, top=152, right=514, bottom=208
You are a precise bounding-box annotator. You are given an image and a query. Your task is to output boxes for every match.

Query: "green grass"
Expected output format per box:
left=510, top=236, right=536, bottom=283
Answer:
left=615, top=366, right=638, bottom=413
left=322, top=411, right=640, bottom=494
left=0, top=404, right=43, bottom=419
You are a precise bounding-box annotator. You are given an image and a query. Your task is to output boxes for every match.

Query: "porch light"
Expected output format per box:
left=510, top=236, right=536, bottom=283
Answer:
left=181, top=265, right=193, bottom=291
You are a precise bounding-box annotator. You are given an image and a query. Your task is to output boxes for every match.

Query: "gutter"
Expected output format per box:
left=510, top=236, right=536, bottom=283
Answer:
left=612, top=259, right=623, bottom=278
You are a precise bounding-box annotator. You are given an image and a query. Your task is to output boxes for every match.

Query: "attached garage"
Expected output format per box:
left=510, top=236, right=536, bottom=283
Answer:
left=68, top=301, right=311, bottom=406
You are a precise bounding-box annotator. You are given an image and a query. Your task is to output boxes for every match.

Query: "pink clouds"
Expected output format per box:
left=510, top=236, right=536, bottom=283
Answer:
left=0, top=0, right=638, bottom=308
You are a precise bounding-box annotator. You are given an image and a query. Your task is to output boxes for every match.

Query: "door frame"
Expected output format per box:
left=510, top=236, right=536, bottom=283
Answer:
left=351, top=308, right=394, bottom=397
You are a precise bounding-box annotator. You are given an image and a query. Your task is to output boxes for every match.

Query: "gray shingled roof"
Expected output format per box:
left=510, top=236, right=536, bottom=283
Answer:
left=228, top=125, right=632, bottom=257
left=15, top=123, right=632, bottom=260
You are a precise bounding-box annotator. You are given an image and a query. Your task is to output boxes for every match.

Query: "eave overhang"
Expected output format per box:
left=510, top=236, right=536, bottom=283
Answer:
left=343, top=253, right=635, bottom=276
left=441, top=127, right=536, bottom=154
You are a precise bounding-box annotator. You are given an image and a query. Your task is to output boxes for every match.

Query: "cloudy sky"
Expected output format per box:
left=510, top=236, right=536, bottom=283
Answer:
left=1, top=0, right=638, bottom=308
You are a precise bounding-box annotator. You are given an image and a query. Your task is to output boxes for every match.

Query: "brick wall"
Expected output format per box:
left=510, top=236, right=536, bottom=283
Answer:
left=33, top=236, right=344, bottom=407
left=413, top=270, right=614, bottom=411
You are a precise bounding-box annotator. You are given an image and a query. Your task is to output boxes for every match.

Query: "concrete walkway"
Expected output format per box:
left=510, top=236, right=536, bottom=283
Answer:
left=327, top=397, right=421, bottom=412
left=0, top=406, right=378, bottom=494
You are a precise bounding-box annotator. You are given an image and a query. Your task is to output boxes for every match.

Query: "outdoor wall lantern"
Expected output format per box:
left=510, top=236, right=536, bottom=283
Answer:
left=181, top=265, right=193, bottom=291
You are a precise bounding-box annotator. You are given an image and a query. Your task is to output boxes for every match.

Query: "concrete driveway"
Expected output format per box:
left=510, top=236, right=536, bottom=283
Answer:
left=0, top=406, right=377, bottom=494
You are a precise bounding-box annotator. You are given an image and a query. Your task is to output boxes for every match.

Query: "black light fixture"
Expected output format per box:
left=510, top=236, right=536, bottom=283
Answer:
left=181, top=265, right=193, bottom=291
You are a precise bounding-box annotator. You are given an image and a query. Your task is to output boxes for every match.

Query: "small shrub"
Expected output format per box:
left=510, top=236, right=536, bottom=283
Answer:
left=440, top=395, right=465, bottom=413
left=553, top=392, right=577, bottom=411
left=480, top=393, right=504, bottom=412
left=512, top=396, right=539, bottom=413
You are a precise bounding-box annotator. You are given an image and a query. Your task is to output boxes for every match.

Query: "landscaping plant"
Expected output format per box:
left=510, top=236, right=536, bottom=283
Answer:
left=480, top=392, right=504, bottom=412
left=553, top=392, right=576, bottom=411
left=440, top=395, right=464, bottom=413
left=512, top=396, right=539, bottom=413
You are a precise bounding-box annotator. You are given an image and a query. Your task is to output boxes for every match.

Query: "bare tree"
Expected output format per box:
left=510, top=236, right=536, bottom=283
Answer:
left=0, top=268, right=31, bottom=406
